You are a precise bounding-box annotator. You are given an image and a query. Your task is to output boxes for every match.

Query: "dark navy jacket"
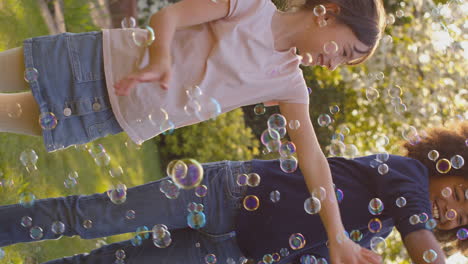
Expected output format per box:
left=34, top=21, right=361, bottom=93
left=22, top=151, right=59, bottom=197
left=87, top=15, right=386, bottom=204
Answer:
left=235, top=155, right=432, bottom=263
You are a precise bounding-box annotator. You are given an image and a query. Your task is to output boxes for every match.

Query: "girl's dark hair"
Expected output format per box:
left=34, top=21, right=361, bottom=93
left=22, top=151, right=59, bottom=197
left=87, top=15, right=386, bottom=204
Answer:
left=403, top=121, right=468, bottom=256
left=292, top=0, right=386, bottom=65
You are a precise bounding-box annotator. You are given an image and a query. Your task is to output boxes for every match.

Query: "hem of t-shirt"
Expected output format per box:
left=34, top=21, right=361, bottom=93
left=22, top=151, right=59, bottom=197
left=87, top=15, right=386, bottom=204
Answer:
left=101, top=28, right=143, bottom=145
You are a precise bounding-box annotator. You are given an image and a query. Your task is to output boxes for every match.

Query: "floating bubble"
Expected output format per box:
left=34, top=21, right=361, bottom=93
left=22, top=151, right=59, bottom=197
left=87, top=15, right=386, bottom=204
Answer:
left=317, top=258, right=328, bottom=264
left=94, top=152, right=111, bottom=167
left=312, top=186, right=327, bottom=201
left=19, top=192, right=36, bottom=208
left=395, top=103, right=407, bottom=115
left=375, top=72, right=385, bottom=81
left=423, top=249, right=438, bottom=263
left=368, top=198, right=384, bottom=215
left=376, top=152, right=389, bottom=162
left=30, top=226, right=43, bottom=240
left=107, top=183, right=127, bottom=205
left=280, top=248, right=290, bottom=257
left=337, top=125, right=350, bottom=135
left=396, top=197, right=407, bottom=208
left=344, top=144, right=359, bottom=159
left=426, top=219, right=437, bottom=230
left=153, top=229, right=172, bottom=248
left=194, top=203, right=204, bottom=213
left=167, top=160, right=187, bottom=179
left=254, top=104, right=266, bottom=115
left=121, top=16, right=136, bottom=28
left=329, top=140, right=346, bottom=156
left=51, top=221, right=65, bottom=235
left=83, top=220, right=93, bottom=229
left=304, top=196, right=321, bottom=215
left=195, top=185, right=208, bottom=197
left=300, top=254, right=316, bottom=264
left=131, top=235, right=143, bottom=246
left=323, top=41, right=339, bottom=55
left=161, top=120, right=175, bottom=135
left=317, top=114, right=332, bottom=127
left=402, top=126, right=420, bottom=145
left=395, top=9, right=404, bottom=18
left=279, top=141, right=297, bottom=157
left=171, top=159, right=204, bottom=190
left=456, top=228, right=468, bottom=240
left=247, top=173, right=261, bottom=187
left=441, top=187, right=452, bottom=198
left=436, top=159, right=451, bottom=174
left=378, top=164, right=389, bottom=175
left=409, top=214, right=420, bottom=225
left=152, top=224, right=168, bottom=240
left=368, top=218, right=383, bottom=233
left=366, top=88, right=380, bottom=101
left=288, top=120, right=301, bottom=130
left=261, top=129, right=281, bottom=146
left=386, top=14, right=396, bottom=25
left=329, top=105, right=340, bottom=115
left=376, top=136, right=390, bottom=147
left=7, top=103, right=23, bottom=118
left=301, top=53, right=313, bottom=66
left=428, top=150, right=439, bottom=161
left=126, top=210, right=136, bottom=220
left=446, top=209, right=457, bottom=220
left=187, top=202, right=197, bottom=213
left=21, top=216, right=33, bottom=228
left=270, top=190, right=281, bottom=203
left=236, top=174, right=248, bottom=186
left=280, top=156, right=298, bottom=173
left=276, top=127, right=287, bottom=139
left=370, top=236, right=386, bottom=254
left=350, top=230, right=363, bottom=242
left=335, top=189, right=344, bottom=203
left=131, top=26, right=155, bottom=47
left=165, top=184, right=180, bottom=199
left=243, top=195, right=260, bottom=211
left=419, top=213, right=429, bottom=223
left=20, top=149, right=38, bottom=171
left=331, top=133, right=344, bottom=142
left=263, top=254, right=274, bottom=264
left=188, top=212, right=206, bottom=229
left=313, top=4, right=326, bottom=16
left=450, top=155, right=464, bottom=169
left=205, top=254, right=217, bottom=264
left=136, top=226, right=150, bottom=240
left=272, top=253, right=281, bottom=262
left=159, top=179, right=173, bottom=194
left=115, top=249, right=126, bottom=260
left=268, top=114, right=287, bottom=129
left=24, top=67, right=39, bottom=83
left=109, top=166, right=124, bottom=178
left=289, top=233, right=306, bottom=250
left=39, top=112, right=58, bottom=130
left=64, top=177, right=78, bottom=189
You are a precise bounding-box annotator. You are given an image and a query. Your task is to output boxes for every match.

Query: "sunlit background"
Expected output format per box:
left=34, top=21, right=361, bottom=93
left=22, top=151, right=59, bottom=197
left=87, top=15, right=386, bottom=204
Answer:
left=0, top=0, right=466, bottom=263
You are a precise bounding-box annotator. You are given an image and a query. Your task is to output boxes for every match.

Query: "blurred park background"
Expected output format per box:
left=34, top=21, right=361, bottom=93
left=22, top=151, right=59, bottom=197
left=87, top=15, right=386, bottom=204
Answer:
left=0, top=0, right=466, bottom=263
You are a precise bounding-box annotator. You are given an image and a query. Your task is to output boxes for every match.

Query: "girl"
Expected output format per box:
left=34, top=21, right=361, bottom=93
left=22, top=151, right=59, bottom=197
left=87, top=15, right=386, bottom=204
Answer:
left=1, top=122, right=466, bottom=264
left=0, top=0, right=386, bottom=262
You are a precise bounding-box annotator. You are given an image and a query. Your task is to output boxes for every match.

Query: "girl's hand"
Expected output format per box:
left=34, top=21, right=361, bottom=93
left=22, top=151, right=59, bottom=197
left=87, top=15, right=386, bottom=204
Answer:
left=329, top=237, right=382, bottom=264
left=114, top=54, right=172, bottom=96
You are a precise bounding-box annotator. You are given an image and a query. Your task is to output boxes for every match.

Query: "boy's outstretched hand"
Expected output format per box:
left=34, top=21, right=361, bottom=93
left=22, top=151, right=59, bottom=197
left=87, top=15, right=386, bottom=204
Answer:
left=329, top=237, right=383, bottom=264
left=114, top=54, right=172, bottom=96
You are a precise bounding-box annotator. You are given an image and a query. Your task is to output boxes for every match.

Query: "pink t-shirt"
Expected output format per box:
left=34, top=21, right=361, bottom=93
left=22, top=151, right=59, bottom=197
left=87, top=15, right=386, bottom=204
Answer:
left=102, top=0, right=309, bottom=144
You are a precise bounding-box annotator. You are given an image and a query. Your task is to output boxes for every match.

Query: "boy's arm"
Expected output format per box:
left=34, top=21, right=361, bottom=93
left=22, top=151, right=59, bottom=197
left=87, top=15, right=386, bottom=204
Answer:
left=148, top=0, right=230, bottom=60
left=403, top=229, right=446, bottom=264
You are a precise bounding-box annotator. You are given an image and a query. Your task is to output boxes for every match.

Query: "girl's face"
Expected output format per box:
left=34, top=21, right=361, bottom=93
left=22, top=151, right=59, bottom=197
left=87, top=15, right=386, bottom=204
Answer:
left=429, top=175, right=468, bottom=230
left=296, top=19, right=369, bottom=71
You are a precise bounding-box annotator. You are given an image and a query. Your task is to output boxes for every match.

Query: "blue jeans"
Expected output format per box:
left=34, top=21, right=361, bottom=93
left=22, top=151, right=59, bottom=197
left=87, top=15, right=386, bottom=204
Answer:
left=0, top=161, right=251, bottom=264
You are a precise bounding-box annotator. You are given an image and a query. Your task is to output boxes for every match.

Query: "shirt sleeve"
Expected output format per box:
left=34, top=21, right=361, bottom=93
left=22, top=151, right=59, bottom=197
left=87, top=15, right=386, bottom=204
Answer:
left=280, top=73, right=310, bottom=105
left=373, top=156, right=433, bottom=239
left=224, top=0, right=267, bottom=20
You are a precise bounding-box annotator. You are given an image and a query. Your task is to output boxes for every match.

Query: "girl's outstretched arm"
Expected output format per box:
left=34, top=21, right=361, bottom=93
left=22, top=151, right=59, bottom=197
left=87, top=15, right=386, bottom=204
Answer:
left=279, top=102, right=382, bottom=264
left=403, top=229, right=446, bottom=264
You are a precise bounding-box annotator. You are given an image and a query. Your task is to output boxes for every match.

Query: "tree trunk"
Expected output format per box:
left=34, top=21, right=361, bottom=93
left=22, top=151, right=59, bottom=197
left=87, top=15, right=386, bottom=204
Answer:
left=36, top=0, right=59, bottom=34
left=89, top=0, right=112, bottom=29
left=108, top=0, right=138, bottom=28
left=53, top=0, right=66, bottom=33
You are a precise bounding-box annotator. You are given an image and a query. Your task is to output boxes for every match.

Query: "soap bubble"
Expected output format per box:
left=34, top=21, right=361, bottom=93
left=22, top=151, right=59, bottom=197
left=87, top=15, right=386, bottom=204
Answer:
left=39, top=112, right=58, bottom=130
left=115, top=249, right=126, bottom=260
left=409, top=214, right=420, bottom=225
left=376, top=136, right=390, bottom=147
left=94, top=152, right=111, bottom=167
left=428, top=150, right=439, bottom=161
left=368, top=198, right=384, bottom=215
left=268, top=114, right=287, bottom=129
left=422, top=249, right=438, bottom=263
left=165, top=183, right=180, bottom=199
left=368, top=218, right=383, bottom=233
left=20, top=149, right=38, bottom=172
left=29, top=226, right=43, bottom=240
left=254, top=104, right=266, bottom=115
left=331, top=133, right=344, bottom=142
left=236, top=174, right=248, bottom=186
left=243, top=195, right=260, bottom=211
left=419, top=213, right=429, bottom=223
left=7, top=103, right=23, bottom=118
left=194, top=203, right=204, bottom=213
left=317, top=258, right=328, bottom=264
left=456, top=228, right=468, bottom=240
left=344, top=144, right=359, bottom=159
left=450, top=155, right=464, bottom=169
left=289, top=233, right=306, bottom=250
left=187, top=211, right=206, bottom=229
left=170, top=159, right=204, bottom=190
left=261, top=128, right=280, bottom=146
left=0, top=249, right=4, bottom=259
left=370, top=159, right=382, bottom=168
left=107, top=183, right=127, bottom=205
left=396, top=197, right=407, bottom=208
left=376, top=152, right=389, bottom=162
left=263, top=254, right=273, bottom=264
left=335, top=189, right=344, bottom=203
left=247, top=173, right=261, bottom=187
left=370, top=237, right=386, bottom=254
left=270, top=190, right=281, bottom=203
left=329, top=105, right=340, bottom=115
left=304, top=196, right=321, bottom=214
left=83, top=220, right=93, bottom=229
left=280, top=156, right=298, bottom=173
left=24, top=67, right=39, bottom=83
left=136, top=226, right=150, bottom=240
left=109, top=166, right=124, bottom=178
left=272, top=253, right=281, bottom=262
left=279, top=141, right=297, bottom=157
left=441, top=187, right=452, bottom=198
left=64, top=177, right=78, bottom=189
left=131, top=25, right=155, bottom=47
left=317, top=114, right=332, bottom=127
left=195, top=185, right=208, bottom=197
left=205, top=254, right=217, bottom=264
left=131, top=235, right=143, bottom=246
left=19, top=192, right=36, bottom=208
left=312, top=186, right=327, bottom=201
left=21, top=216, right=33, bottom=228
left=153, top=229, right=172, bottom=248
left=300, top=255, right=316, bottom=264
left=366, top=88, right=380, bottom=101
left=445, top=209, right=457, bottom=220
left=323, top=41, right=339, bottom=55
left=121, top=16, right=136, bottom=28
left=51, top=221, right=65, bottom=235
left=125, top=210, right=136, bottom=220
left=329, top=141, right=346, bottom=156
left=288, top=120, right=301, bottom=130
left=280, top=248, right=290, bottom=257
left=313, top=4, right=326, bottom=16
left=378, top=164, right=389, bottom=175
left=152, top=224, right=168, bottom=240
left=426, top=219, right=437, bottom=230
left=350, top=230, right=363, bottom=242
left=187, top=202, right=197, bottom=213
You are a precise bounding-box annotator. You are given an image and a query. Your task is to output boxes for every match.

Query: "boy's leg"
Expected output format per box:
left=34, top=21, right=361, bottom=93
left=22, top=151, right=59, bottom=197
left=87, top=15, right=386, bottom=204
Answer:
left=0, top=47, right=29, bottom=93
left=0, top=91, right=42, bottom=136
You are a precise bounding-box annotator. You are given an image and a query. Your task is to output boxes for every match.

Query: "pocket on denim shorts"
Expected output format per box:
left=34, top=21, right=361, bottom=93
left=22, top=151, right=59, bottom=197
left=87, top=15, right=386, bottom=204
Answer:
left=67, top=32, right=104, bottom=83
left=87, top=110, right=122, bottom=140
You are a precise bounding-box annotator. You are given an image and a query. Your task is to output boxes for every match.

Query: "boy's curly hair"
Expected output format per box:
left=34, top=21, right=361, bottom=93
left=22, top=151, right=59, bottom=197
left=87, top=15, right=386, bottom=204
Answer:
left=403, top=121, right=468, bottom=256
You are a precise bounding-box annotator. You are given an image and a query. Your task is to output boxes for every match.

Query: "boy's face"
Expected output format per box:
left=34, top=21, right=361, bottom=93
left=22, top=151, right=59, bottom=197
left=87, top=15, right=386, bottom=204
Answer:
left=429, top=175, right=468, bottom=230
left=296, top=18, right=369, bottom=71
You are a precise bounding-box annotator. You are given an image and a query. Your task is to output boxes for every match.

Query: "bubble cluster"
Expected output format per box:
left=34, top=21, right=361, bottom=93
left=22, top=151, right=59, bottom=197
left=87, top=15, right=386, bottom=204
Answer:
left=368, top=218, right=383, bottom=233
left=422, top=249, right=438, bottom=263
left=167, top=159, right=204, bottom=190
left=368, top=198, right=384, bottom=215
left=152, top=224, right=172, bottom=248
left=159, top=179, right=180, bottom=199
left=370, top=236, right=386, bottom=254
left=289, top=233, right=306, bottom=250
left=456, top=228, right=468, bottom=240
left=243, top=195, right=260, bottom=211
left=304, top=196, right=321, bottom=215
left=107, top=183, right=127, bottom=205
left=270, top=190, right=281, bottom=203
left=396, top=197, right=407, bottom=208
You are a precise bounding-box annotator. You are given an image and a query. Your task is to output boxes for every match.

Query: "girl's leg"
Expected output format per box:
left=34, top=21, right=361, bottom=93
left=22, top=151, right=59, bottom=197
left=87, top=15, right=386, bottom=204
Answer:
left=42, top=228, right=245, bottom=264
left=0, top=47, right=29, bottom=93
left=0, top=91, right=42, bottom=136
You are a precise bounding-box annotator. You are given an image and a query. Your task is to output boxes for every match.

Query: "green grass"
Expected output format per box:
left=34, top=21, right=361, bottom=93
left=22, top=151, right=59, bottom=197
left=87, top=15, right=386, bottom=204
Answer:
left=0, top=133, right=164, bottom=263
